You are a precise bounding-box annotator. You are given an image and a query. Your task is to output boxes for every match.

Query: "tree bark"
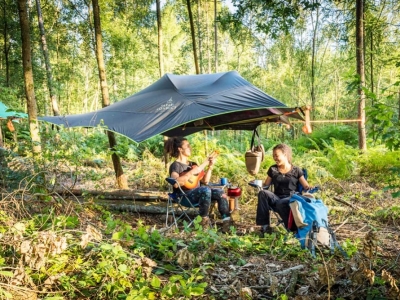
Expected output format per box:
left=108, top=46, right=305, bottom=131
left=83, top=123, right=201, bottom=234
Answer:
left=356, top=0, right=367, bottom=151
left=214, top=0, right=217, bottom=72
left=156, top=0, right=164, bottom=77
left=310, top=2, right=319, bottom=120
left=197, top=0, right=202, bottom=73
left=2, top=0, right=10, bottom=86
left=17, top=0, right=41, bottom=155
left=186, top=0, right=200, bottom=74
left=92, top=0, right=128, bottom=189
left=35, top=0, right=60, bottom=116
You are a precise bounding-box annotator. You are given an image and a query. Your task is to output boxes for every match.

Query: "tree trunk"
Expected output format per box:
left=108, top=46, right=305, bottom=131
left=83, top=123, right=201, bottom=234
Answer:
left=0, top=121, right=3, bottom=147
left=35, top=0, right=60, bottom=116
left=156, top=0, right=164, bottom=77
left=2, top=0, right=10, bottom=86
left=17, top=0, right=41, bottom=155
left=92, top=0, right=128, bottom=189
left=214, top=0, right=217, bottom=72
left=310, top=2, right=319, bottom=120
left=356, top=0, right=367, bottom=151
left=197, top=0, right=202, bottom=73
left=186, top=0, right=200, bottom=74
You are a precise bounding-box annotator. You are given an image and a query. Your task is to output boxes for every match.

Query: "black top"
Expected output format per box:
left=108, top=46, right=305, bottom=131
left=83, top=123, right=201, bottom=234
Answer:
left=267, top=165, right=304, bottom=198
left=169, top=161, right=198, bottom=192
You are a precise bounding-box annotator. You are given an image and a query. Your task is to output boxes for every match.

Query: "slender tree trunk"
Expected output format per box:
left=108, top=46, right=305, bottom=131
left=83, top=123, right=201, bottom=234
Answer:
left=369, top=30, right=374, bottom=95
left=356, top=0, right=367, bottom=151
left=197, top=0, right=202, bottom=73
left=0, top=121, right=3, bottom=147
left=156, top=0, right=163, bottom=77
left=187, top=0, right=199, bottom=74
left=2, top=0, right=10, bottom=86
left=156, top=0, right=169, bottom=170
left=310, top=3, right=319, bottom=120
left=214, top=0, right=217, bottom=72
left=17, top=0, right=41, bottom=155
left=35, top=0, right=60, bottom=116
left=206, top=0, right=211, bottom=73
left=92, top=0, right=128, bottom=189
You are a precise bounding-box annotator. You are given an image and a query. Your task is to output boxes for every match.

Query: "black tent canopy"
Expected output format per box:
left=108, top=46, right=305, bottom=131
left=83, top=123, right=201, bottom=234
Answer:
left=40, top=71, right=303, bottom=142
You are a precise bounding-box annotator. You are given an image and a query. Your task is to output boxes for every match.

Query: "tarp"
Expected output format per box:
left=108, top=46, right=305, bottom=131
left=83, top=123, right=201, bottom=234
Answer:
left=40, top=71, right=303, bottom=143
left=0, top=102, right=27, bottom=119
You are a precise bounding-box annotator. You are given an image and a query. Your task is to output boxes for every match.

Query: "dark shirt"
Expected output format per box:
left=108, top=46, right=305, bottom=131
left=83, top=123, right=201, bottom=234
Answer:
left=169, top=161, right=198, bottom=192
left=267, top=165, right=304, bottom=198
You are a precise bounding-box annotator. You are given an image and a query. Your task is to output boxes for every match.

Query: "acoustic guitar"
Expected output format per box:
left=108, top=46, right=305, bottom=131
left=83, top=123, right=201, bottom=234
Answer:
left=181, top=150, right=220, bottom=189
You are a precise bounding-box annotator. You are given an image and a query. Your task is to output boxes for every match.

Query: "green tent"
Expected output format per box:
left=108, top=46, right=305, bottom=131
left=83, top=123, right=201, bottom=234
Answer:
left=0, top=102, right=27, bottom=119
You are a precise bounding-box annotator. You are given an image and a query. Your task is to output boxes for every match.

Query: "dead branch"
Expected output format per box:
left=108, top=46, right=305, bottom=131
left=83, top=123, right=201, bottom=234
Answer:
left=270, top=265, right=304, bottom=276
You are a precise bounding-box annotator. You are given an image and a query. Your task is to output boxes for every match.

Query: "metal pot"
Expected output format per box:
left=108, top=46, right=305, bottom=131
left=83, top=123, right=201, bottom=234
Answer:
left=227, top=186, right=241, bottom=197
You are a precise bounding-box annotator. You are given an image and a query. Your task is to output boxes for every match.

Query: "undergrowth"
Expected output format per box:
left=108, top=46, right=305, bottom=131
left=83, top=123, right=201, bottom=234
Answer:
left=1, top=127, right=400, bottom=299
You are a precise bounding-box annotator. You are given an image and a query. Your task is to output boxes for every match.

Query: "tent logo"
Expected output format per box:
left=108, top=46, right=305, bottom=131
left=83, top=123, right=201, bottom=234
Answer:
left=156, top=98, right=177, bottom=112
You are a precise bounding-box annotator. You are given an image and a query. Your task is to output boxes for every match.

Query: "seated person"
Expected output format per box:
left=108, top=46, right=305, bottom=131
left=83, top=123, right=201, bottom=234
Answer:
left=256, top=143, right=310, bottom=235
left=164, top=136, right=233, bottom=233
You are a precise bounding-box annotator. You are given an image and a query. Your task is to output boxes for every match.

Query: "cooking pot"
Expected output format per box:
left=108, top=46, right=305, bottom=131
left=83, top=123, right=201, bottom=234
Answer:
left=227, top=186, right=241, bottom=197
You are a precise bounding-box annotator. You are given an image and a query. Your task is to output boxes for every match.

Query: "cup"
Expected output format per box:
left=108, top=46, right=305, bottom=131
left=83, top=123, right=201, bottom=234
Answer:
left=220, top=178, right=228, bottom=185
left=254, top=179, right=263, bottom=187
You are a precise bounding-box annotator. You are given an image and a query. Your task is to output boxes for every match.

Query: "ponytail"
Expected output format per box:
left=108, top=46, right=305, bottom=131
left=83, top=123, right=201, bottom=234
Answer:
left=164, top=136, right=187, bottom=158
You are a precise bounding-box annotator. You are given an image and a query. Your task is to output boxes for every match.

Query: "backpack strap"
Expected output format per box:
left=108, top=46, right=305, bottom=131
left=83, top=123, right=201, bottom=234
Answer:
left=322, top=220, right=348, bottom=258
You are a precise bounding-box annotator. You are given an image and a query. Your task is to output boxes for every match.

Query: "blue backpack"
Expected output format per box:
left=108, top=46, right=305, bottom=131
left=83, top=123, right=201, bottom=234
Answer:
left=289, top=194, right=347, bottom=257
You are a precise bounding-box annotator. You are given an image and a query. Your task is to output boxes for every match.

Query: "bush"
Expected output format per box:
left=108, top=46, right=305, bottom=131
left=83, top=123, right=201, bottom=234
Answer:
left=292, top=124, right=358, bottom=152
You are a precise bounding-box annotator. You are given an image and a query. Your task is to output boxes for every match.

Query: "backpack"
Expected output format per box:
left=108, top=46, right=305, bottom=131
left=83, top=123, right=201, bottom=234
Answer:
left=289, top=193, right=347, bottom=258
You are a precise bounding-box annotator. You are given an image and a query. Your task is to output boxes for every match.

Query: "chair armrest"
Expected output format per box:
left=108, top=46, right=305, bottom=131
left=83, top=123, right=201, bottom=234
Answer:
left=166, top=177, right=177, bottom=186
left=248, top=182, right=270, bottom=191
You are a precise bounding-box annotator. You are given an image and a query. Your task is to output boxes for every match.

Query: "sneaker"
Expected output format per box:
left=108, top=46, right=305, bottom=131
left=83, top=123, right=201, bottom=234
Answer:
left=200, top=216, right=210, bottom=229
left=222, top=219, right=234, bottom=233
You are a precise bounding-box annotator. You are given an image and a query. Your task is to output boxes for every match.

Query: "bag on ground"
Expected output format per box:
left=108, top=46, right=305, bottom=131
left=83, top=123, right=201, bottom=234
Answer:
left=289, top=193, right=347, bottom=257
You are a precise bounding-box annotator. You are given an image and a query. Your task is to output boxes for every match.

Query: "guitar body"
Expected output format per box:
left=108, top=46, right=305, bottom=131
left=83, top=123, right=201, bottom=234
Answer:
left=181, top=166, right=205, bottom=189
left=179, top=150, right=219, bottom=190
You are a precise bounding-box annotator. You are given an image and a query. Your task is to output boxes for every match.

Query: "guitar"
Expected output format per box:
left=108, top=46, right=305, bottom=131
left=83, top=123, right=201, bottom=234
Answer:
left=181, top=150, right=220, bottom=189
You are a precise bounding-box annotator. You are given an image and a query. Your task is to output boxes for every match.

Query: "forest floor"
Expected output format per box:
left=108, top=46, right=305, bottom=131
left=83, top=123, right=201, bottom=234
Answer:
left=1, top=161, right=400, bottom=299
left=59, top=164, right=400, bottom=299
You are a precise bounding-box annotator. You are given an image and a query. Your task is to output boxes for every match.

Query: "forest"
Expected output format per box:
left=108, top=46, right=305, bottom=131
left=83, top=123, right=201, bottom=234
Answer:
left=0, top=0, right=400, bottom=299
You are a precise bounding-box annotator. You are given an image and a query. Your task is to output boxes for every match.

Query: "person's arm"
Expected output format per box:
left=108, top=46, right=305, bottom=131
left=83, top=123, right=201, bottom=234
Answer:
left=264, top=176, right=272, bottom=187
left=201, top=156, right=216, bottom=185
left=299, top=175, right=310, bottom=190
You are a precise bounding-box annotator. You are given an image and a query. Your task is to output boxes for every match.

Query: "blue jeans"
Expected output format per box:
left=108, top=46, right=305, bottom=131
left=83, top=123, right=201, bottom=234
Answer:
left=181, top=186, right=230, bottom=219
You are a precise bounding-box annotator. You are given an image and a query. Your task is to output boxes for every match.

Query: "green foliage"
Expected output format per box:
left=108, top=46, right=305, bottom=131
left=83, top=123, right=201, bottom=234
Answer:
left=292, top=124, right=358, bottom=152
left=374, top=206, right=400, bottom=225
left=366, top=101, right=400, bottom=150
left=302, top=138, right=358, bottom=180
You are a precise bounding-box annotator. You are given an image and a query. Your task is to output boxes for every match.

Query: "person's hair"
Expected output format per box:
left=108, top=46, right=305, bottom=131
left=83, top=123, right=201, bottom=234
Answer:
left=273, top=143, right=292, bottom=164
left=164, top=136, right=187, bottom=158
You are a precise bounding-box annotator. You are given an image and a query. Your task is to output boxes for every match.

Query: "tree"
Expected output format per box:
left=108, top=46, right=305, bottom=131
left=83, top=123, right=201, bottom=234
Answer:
left=92, top=0, right=128, bottom=189
left=17, top=0, right=41, bottom=154
left=356, top=0, right=367, bottom=151
left=187, top=0, right=200, bottom=74
left=35, top=0, right=60, bottom=116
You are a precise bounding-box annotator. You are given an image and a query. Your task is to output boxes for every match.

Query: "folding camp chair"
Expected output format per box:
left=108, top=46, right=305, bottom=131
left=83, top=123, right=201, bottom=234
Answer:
left=249, top=182, right=290, bottom=231
left=165, top=178, right=199, bottom=229
left=249, top=168, right=318, bottom=232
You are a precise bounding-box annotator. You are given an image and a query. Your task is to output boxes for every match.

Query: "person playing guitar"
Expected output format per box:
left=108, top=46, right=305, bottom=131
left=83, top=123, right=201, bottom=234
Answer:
left=164, top=136, right=233, bottom=233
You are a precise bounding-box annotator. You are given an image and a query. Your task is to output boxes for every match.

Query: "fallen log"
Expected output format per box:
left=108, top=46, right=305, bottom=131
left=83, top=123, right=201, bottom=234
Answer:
left=95, top=199, right=198, bottom=216
left=52, top=188, right=167, bottom=201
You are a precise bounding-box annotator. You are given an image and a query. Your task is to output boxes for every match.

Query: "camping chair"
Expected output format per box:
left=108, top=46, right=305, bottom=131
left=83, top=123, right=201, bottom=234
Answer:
left=165, top=177, right=199, bottom=229
left=249, top=168, right=318, bottom=232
